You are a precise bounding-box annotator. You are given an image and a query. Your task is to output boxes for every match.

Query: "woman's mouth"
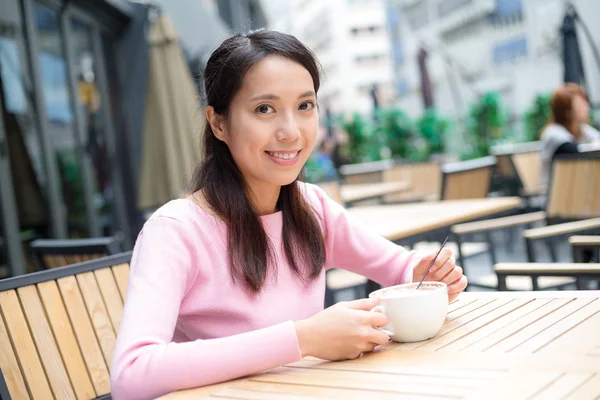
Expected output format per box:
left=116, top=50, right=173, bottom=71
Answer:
left=265, top=150, right=301, bottom=165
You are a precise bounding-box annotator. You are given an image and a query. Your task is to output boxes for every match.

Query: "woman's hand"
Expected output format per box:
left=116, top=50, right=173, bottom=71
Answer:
left=412, top=248, right=468, bottom=303
left=294, top=297, right=390, bottom=361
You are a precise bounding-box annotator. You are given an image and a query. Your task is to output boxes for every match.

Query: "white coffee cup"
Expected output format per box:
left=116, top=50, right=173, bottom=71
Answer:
left=369, top=282, right=448, bottom=343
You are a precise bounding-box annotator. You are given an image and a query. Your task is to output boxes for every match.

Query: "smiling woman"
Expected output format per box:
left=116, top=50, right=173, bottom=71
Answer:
left=110, top=30, right=467, bottom=400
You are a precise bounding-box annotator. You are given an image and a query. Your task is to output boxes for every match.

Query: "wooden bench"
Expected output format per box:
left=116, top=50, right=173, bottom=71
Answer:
left=0, top=252, right=131, bottom=399
left=30, top=237, right=122, bottom=270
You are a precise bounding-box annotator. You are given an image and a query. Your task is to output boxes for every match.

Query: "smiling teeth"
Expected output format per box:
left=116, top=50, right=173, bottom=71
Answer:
left=268, top=151, right=298, bottom=160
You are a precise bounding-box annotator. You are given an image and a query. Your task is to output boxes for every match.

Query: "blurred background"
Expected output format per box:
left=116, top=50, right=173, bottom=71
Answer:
left=0, top=0, right=598, bottom=278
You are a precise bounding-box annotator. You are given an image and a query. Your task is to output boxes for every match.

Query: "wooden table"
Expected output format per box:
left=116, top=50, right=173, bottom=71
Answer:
left=161, top=290, right=600, bottom=399
left=340, top=181, right=410, bottom=205
left=348, top=197, right=521, bottom=242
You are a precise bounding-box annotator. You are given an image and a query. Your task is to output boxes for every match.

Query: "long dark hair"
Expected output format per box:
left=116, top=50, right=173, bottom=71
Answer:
left=190, top=30, right=326, bottom=294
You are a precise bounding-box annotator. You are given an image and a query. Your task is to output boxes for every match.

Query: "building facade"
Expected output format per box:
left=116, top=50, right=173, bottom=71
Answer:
left=269, top=0, right=396, bottom=116
left=0, top=0, right=135, bottom=277
left=0, top=0, right=268, bottom=277
left=386, top=0, right=600, bottom=125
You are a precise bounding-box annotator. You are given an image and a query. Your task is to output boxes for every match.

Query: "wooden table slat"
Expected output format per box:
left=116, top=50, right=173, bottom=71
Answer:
left=511, top=299, right=600, bottom=355
left=530, top=372, right=596, bottom=400
left=447, top=297, right=479, bottom=314
left=442, top=298, right=552, bottom=352
left=563, top=374, right=600, bottom=400
left=462, top=298, right=572, bottom=353
left=485, top=298, right=594, bottom=354
left=222, top=381, right=453, bottom=400
left=251, top=371, right=472, bottom=398
left=421, top=298, right=533, bottom=352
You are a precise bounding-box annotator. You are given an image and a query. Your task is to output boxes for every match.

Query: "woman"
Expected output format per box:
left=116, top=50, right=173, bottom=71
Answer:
left=540, top=83, right=600, bottom=185
left=111, top=30, right=467, bottom=399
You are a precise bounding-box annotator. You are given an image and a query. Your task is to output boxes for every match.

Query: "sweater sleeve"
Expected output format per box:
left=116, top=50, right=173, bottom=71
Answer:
left=312, top=185, right=419, bottom=287
left=110, top=216, right=301, bottom=400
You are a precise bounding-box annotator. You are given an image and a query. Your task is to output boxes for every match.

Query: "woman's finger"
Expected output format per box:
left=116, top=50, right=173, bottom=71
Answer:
left=430, top=248, right=453, bottom=273
left=441, top=266, right=463, bottom=286
left=448, top=275, right=468, bottom=294
left=430, top=256, right=456, bottom=281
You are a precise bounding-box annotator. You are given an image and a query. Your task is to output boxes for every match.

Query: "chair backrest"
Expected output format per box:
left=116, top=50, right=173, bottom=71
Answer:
left=546, top=152, right=600, bottom=220
left=383, top=161, right=441, bottom=202
left=339, top=159, right=394, bottom=185
left=317, top=181, right=344, bottom=205
left=0, top=252, right=131, bottom=399
left=441, top=156, right=496, bottom=200
left=511, top=151, right=544, bottom=195
left=30, top=237, right=122, bottom=270
left=491, top=141, right=544, bottom=196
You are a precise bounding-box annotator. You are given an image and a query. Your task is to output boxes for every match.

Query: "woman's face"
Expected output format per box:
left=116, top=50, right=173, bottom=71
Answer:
left=208, top=55, right=318, bottom=195
left=572, top=94, right=590, bottom=124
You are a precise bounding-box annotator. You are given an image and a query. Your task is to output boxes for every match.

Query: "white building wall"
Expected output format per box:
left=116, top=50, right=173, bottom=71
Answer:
left=263, top=0, right=395, bottom=116
left=390, top=0, right=599, bottom=125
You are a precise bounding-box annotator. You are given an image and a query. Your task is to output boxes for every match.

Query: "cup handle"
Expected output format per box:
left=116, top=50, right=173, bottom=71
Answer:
left=370, top=305, right=394, bottom=337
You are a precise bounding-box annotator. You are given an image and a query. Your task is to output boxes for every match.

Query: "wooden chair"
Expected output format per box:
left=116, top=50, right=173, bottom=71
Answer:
left=451, top=152, right=600, bottom=290
left=494, top=262, right=600, bottom=291
left=0, top=252, right=131, bottom=399
left=383, top=161, right=441, bottom=203
left=339, top=159, right=394, bottom=185
left=30, top=237, right=122, bottom=270
left=570, top=235, right=600, bottom=262
left=492, top=141, right=546, bottom=199
left=440, top=156, right=496, bottom=200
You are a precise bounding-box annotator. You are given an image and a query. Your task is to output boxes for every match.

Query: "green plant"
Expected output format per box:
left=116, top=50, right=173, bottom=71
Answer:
left=523, top=93, right=551, bottom=142
left=342, top=113, right=373, bottom=162
left=462, top=91, right=507, bottom=160
left=417, top=108, right=449, bottom=154
left=373, top=107, right=413, bottom=159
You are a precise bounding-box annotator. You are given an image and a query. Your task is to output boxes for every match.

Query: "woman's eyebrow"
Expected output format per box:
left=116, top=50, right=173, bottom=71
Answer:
left=249, top=90, right=315, bottom=101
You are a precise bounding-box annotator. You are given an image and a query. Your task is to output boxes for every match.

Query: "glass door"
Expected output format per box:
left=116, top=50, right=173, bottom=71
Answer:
left=66, top=15, right=113, bottom=236
left=31, top=0, right=101, bottom=238
left=0, top=0, right=55, bottom=276
left=63, top=6, right=130, bottom=244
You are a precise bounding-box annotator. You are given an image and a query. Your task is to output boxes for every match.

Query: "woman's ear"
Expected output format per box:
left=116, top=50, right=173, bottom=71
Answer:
left=206, top=106, right=227, bottom=143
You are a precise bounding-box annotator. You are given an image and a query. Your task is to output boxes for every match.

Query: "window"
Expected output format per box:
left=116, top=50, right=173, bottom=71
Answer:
left=354, top=54, right=388, bottom=66
left=493, top=36, right=528, bottom=64
left=350, top=25, right=383, bottom=37
left=494, top=0, right=523, bottom=17
left=438, top=0, right=472, bottom=18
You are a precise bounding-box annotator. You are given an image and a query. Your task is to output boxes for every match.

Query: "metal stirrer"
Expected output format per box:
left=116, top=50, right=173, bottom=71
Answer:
left=415, top=235, right=450, bottom=290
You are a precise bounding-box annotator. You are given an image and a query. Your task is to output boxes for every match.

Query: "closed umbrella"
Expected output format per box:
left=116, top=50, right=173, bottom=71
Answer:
left=561, top=8, right=585, bottom=86
left=417, top=47, right=434, bottom=109
left=137, top=14, right=203, bottom=211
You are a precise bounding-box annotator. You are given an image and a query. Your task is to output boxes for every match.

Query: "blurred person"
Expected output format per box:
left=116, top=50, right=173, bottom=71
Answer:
left=540, top=83, right=600, bottom=185
left=313, top=136, right=338, bottom=180
left=110, top=30, right=467, bottom=399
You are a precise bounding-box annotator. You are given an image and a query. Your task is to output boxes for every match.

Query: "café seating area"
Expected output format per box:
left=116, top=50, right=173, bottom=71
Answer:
left=0, top=144, right=598, bottom=399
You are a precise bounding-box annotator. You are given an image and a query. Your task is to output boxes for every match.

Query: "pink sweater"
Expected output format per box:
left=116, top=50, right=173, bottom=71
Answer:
left=111, top=183, right=417, bottom=399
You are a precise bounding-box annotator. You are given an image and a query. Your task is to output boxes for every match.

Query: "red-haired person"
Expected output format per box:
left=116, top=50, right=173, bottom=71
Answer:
left=540, top=83, right=600, bottom=185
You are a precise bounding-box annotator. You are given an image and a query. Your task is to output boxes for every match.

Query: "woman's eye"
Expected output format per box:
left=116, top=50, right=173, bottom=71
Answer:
left=299, top=101, right=315, bottom=111
left=256, top=105, right=274, bottom=114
